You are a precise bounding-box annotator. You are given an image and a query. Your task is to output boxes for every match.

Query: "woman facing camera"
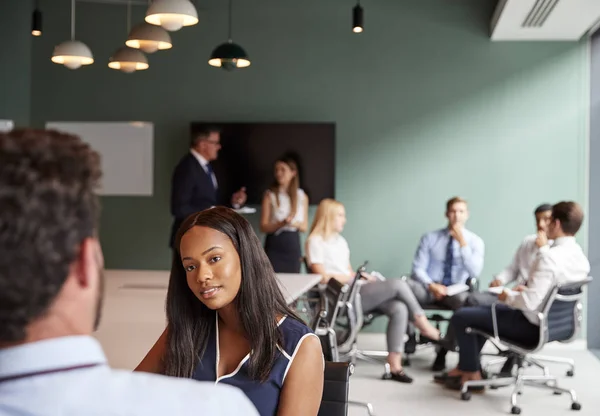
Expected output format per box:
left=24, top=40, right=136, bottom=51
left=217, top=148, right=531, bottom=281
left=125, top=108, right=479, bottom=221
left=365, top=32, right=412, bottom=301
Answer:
left=135, top=207, right=324, bottom=416
left=260, top=155, right=309, bottom=273
left=306, top=199, right=440, bottom=383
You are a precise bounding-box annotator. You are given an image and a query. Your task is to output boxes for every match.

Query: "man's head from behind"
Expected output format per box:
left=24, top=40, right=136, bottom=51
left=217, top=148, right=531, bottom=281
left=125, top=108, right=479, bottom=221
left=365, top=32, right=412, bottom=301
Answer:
left=445, top=196, right=469, bottom=227
left=0, top=129, right=104, bottom=346
left=534, top=203, right=553, bottom=233
left=191, top=126, right=221, bottom=162
left=546, top=201, right=584, bottom=240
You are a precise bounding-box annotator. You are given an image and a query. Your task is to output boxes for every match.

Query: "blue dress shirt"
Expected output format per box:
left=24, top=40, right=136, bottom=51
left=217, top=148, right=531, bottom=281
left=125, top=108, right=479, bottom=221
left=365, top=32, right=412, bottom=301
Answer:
left=0, top=336, right=258, bottom=416
left=411, top=227, right=485, bottom=286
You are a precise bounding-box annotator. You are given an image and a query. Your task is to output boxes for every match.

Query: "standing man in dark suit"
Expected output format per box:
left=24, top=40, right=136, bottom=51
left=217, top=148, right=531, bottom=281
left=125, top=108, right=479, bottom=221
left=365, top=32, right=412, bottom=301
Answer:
left=169, top=126, right=247, bottom=250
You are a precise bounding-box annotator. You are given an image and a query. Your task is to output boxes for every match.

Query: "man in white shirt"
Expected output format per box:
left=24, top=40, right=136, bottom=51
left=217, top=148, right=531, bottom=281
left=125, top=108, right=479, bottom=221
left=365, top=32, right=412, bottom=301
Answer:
left=466, top=203, right=553, bottom=307
left=0, top=129, right=258, bottom=416
left=438, top=201, right=590, bottom=391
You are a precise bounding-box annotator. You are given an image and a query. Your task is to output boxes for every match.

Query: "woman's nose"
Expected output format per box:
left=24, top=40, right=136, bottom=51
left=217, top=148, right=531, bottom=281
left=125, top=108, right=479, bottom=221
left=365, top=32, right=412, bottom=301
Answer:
left=196, top=265, right=213, bottom=283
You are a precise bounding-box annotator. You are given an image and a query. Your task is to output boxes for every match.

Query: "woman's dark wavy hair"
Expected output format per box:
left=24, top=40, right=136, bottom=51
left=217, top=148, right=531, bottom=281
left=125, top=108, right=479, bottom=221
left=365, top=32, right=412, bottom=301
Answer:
left=163, top=206, right=303, bottom=382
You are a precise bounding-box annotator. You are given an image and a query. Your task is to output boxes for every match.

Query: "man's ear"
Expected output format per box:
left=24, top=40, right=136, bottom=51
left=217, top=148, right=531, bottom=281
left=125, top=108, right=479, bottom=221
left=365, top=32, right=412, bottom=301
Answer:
left=74, top=238, right=99, bottom=289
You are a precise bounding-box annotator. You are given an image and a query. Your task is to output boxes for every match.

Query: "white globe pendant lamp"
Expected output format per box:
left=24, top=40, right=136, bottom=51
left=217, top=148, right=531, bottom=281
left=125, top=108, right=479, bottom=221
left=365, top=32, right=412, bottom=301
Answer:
left=126, top=22, right=172, bottom=53
left=51, top=0, right=93, bottom=69
left=145, top=0, right=198, bottom=32
left=109, top=1, right=149, bottom=73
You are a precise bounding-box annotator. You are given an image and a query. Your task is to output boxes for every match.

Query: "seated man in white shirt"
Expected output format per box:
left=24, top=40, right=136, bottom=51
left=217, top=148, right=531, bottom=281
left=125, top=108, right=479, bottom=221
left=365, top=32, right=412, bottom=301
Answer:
left=466, top=203, right=553, bottom=307
left=437, top=201, right=590, bottom=392
left=0, top=129, right=258, bottom=416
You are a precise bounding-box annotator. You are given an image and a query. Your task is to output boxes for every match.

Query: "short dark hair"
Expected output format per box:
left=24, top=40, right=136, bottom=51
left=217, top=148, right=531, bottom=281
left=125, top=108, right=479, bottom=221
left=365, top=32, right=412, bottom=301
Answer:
left=534, top=203, right=552, bottom=214
left=446, top=196, right=467, bottom=212
left=0, top=129, right=101, bottom=342
left=164, top=207, right=302, bottom=382
left=190, top=125, right=220, bottom=147
left=552, top=201, right=584, bottom=236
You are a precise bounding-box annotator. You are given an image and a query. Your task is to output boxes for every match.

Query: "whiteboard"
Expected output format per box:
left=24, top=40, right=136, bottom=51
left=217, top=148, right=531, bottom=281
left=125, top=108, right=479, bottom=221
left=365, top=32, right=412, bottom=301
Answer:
left=0, top=120, right=13, bottom=132
left=46, top=121, right=154, bottom=196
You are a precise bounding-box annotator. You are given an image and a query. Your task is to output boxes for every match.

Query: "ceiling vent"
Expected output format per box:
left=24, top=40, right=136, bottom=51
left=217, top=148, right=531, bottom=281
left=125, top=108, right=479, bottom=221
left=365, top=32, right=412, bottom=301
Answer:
left=522, top=0, right=559, bottom=28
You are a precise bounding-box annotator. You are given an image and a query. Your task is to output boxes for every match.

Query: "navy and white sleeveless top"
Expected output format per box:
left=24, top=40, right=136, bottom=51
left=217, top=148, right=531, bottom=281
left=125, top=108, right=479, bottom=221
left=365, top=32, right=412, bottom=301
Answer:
left=192, top=315, right=318, bottom=416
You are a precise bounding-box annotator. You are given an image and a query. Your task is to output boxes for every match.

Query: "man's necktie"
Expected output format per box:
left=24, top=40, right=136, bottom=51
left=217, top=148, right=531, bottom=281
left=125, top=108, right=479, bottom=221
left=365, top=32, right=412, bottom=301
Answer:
left=205, top=163, right=217, bottom=189
left=442, top=236, right=454, bottom=286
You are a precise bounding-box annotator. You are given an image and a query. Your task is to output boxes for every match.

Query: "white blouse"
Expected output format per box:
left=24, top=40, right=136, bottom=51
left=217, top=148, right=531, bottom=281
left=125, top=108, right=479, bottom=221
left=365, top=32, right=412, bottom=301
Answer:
left=267, top=188, right=306, bottom=233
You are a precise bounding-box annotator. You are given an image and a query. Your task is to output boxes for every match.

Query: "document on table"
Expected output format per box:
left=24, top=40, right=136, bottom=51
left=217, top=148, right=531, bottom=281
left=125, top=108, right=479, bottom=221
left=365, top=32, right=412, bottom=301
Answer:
left=446, top=283, right=470, bottom=297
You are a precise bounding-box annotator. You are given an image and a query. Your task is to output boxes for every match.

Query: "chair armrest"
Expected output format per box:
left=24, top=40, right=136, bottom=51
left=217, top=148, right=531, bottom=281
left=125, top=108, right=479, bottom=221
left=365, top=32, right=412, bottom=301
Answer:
left=491, top=301, right=500, bottom=341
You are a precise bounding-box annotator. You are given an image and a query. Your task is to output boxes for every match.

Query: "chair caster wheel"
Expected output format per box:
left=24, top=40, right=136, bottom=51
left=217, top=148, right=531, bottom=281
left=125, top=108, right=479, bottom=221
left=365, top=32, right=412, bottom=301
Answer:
left=571, top=402, right=581, bottom=411
left=490, top=385, right=498, bottom=390
left=511, top=406, right=521, bottom=414
left=460, top=391, right=471, bottom=401
left=567, top=370, right=574, bottom=377
left=553, top=391, right=562, bottom=395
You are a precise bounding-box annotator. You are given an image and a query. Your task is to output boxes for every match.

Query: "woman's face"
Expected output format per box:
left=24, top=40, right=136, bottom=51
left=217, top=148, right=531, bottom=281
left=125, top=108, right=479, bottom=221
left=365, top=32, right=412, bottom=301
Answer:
left=180, top=226, right=242, bottom=310
left=333, top=206, right=347, bottom=233
left=274, top=161, right=296, bottom=187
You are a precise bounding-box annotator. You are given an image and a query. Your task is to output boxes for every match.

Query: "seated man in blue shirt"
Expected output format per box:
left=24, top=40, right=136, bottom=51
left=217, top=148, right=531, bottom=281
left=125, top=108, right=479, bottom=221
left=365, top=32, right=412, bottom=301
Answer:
left=0, top=129, right=258, bottom=416
left=409, top=196, right=485, bottom=371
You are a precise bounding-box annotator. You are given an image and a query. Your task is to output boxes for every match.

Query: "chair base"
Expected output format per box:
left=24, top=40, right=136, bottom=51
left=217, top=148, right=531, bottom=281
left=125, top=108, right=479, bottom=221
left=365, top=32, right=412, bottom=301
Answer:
left=349, top=400, right=375, bottom=416
left=460, top=363, right=580, bottom=413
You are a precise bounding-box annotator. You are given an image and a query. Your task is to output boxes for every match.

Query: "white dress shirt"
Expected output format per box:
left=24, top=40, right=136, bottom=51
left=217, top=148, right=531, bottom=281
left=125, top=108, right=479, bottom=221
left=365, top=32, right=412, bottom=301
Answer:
left=0, top=336, right=258, bottom=416
left=267, top=188, right=306, bottom=234
left=190, top=148, right=218, bottom=189
left=504, top=236, right=590, bottom=325
left=495, top=234, right=552, bottom=285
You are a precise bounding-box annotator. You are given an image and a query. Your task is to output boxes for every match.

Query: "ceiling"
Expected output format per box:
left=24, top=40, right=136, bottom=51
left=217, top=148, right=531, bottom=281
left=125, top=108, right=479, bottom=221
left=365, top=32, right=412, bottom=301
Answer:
left=491, top=0, right=600, bottom=41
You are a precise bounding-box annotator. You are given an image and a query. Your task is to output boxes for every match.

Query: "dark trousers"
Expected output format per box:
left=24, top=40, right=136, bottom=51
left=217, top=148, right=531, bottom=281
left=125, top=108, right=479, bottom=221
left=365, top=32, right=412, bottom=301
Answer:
left=264, top=231, right=301, bottom=273
left=452, top=305, right=539, bottom=372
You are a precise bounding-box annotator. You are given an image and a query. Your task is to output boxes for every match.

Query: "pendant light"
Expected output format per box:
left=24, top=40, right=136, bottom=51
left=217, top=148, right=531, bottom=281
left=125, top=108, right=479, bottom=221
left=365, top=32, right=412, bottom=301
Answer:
left=109, top=1, right=149, bottom=73
left=208, top=0, right=250, bottom=70
left=126, top=22, right=172, bottom=53
left=145, top=0, right=198, bottom=32
left=31, top=1, right=42, bottom=37
left=352, top=1, right=364, bottom=33
left=51, top=0, right=93, bottom=69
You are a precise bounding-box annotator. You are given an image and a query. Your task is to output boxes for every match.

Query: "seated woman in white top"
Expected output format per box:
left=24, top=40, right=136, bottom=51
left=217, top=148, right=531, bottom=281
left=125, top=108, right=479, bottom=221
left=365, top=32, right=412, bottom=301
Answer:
left=260, top=155, right=308, bottom=273
left=305, top=198, right=441, bottom=383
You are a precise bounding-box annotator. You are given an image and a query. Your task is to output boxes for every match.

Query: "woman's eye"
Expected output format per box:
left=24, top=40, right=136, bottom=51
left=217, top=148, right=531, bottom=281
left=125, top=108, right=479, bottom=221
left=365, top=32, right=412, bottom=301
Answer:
left=209, top=256, right=221, bottom=264
left=185, top=265, right=196, bottom=272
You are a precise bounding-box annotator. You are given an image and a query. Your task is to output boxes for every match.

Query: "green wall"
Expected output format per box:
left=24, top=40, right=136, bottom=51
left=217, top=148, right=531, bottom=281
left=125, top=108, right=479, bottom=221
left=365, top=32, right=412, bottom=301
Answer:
left=0, top=0, right=32, bottom=126
left=26, top=0, right=588, bottom=330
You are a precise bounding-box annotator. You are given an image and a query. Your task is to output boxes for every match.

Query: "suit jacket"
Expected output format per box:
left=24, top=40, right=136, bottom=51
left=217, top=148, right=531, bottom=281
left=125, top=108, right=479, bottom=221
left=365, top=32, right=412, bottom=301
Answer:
left=169, top=153, right=221, bottom=248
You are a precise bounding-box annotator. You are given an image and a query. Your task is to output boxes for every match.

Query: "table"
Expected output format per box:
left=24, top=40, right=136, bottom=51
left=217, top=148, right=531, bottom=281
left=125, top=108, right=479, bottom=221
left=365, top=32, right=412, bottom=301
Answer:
left=94, top=269, right=321, bottom=369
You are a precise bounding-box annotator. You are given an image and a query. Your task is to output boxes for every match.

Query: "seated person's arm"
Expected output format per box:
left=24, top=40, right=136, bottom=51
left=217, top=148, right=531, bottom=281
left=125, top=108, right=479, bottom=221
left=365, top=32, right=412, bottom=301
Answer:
left=457, top=236, right=485, bottom=282
left=276, top=335, right=324, bottom=416
left=310, top=262, right=353, bottom=284
left=135, top=327, right=168, bottom=374
left=503, top=254, right=555, bottom=311
left=412, top=234, right=433, bottom=286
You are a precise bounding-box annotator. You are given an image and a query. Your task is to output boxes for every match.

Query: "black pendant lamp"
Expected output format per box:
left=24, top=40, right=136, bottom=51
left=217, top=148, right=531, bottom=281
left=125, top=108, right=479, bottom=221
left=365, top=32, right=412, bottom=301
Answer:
left=352, top=1, right=364, bottom=33
left=208, top=0, right=250, bottom=70
left=32, top=1, right=42, bottom=36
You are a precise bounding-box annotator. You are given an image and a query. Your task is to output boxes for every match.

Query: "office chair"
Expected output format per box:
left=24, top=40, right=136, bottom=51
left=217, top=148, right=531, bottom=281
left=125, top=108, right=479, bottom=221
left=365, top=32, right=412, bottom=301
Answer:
left=319, top=361, right=352, bottom=416
left=312, top=278, right=375, bottom=416
left=399, top=274, right=479, bottom=366
left=332, top=262, right=390, bottom=372
left=459, top=277, right=592, bottom=414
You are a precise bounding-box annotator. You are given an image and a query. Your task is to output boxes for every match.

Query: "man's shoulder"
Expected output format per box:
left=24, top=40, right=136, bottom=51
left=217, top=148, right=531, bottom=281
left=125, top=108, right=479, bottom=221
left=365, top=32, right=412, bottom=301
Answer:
left=109, top=370, right=255, bottom=411
left=463, top=228, right=484, bottom=244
